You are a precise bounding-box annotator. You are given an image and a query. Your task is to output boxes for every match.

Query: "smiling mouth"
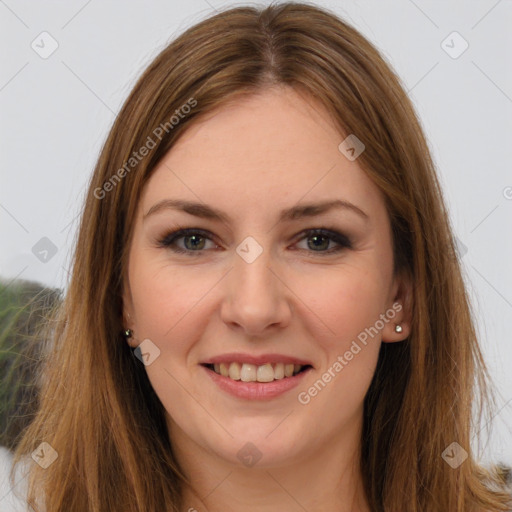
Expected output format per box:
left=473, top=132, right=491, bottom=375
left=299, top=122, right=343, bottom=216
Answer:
left=201, top=362, right=313, bottom=383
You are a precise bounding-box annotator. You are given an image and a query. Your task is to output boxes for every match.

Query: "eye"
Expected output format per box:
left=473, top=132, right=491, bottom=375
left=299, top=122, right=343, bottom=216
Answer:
left=293, top=228, right=352, bottom=254
left=157, top=227, right=352, bottom=256
left=157, top=228, right=218, bottom=255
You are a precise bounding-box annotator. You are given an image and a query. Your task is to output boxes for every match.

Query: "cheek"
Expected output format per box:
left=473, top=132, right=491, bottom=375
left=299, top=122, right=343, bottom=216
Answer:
left=129, top=246, right=391, bottom=353
left=294, top=267, right=387, bottom=419
left=128, top=252, right=219, bottom=350
left=300, top=262, right=390, bottom=345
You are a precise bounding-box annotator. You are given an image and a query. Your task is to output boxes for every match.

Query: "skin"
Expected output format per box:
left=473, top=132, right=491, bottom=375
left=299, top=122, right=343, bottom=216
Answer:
left=123, top=85, right=412, bottom=512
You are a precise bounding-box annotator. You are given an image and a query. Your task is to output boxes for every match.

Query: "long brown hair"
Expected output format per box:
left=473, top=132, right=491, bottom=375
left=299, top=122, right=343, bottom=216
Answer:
left=9, top=2, right=511, bottom=510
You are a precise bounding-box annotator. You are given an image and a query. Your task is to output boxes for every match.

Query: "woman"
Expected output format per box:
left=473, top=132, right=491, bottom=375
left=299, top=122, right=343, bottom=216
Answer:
left=6, top=2, right=512, bottom=511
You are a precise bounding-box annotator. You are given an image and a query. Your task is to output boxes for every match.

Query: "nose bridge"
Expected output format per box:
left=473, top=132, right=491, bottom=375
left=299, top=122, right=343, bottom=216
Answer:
left=235, top=243, right=275, bottom=296
left=221, top=236, right=290, bottom=333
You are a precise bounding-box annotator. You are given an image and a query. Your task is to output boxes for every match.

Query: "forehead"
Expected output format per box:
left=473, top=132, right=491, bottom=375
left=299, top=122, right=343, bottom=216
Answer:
left=162, top=87, right=343, bottom=176
left=140, top=87, right=385, bottom=222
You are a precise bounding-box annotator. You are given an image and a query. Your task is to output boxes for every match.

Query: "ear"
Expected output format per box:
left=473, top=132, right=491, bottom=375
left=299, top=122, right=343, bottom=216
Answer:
left=122, top=279, right=137, bottom=348
left=382, top=269, right=413, bottom=343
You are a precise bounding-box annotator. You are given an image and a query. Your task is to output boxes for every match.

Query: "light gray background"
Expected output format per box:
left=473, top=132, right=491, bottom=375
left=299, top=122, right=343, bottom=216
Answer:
left=1, top=0, right=511, bottom=467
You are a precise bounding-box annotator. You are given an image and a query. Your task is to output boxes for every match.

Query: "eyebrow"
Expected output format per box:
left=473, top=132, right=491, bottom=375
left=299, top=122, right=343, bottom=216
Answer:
left=143, top=198, right=369, bottom=223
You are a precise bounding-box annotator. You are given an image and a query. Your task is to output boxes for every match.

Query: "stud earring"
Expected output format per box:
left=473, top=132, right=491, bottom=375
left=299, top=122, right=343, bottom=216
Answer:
left=123, top=328, right=133, bottom=338
left=394, top=324, right=403, bottom=333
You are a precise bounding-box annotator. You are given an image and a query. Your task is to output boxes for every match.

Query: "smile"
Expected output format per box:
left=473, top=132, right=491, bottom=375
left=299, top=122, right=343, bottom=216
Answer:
left=200, top=362, right=313, bottom=400
left=203, top=362, right=312, bottom=382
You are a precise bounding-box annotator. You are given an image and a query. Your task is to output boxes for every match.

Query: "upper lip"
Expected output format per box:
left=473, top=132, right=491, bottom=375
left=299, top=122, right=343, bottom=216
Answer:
left=201, top=353, right=313, bottom=367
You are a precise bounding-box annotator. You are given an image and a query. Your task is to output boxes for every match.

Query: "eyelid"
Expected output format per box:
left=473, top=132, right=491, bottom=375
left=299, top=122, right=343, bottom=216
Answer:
left=156, top=226, right=353, bottom=255
left=157, top=228, right=218, bottom=249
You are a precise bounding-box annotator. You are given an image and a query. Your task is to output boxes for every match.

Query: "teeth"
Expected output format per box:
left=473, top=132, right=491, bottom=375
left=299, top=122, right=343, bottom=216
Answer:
left=240, top=363, right=257, bottom=382
left=211, top=362, right=307, bottom=382
left=274, top=363, right=284, bottom=379
left=219, top=363, right=229, bottom=377
left=256, top=363, right=274, bottom=382
left=228, top=362, right=241, bottom=380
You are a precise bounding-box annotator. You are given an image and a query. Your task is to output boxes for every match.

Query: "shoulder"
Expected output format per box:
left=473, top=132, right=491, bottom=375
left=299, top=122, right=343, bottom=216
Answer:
left=498, top=464, right=512, bottom=495
left=0, top=446, right=31, bottom=512
left=492, top=465, right=512, bottom=511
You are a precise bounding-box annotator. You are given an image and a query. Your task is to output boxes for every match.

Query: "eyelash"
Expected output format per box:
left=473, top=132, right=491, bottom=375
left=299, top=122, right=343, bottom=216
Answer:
left=156, top=227, right=353, bottom=256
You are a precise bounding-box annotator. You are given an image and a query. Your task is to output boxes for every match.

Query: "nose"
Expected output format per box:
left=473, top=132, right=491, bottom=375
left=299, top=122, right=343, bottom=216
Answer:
left=220, top=246, right=292, bottom=337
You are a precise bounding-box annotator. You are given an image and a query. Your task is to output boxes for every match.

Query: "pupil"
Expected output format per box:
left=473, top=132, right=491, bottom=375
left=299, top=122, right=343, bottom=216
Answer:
left=184, top=234, right=329, bottom=251
left=186, top=235, right=204, bottom=250
left=309, top=235, right=328, bottom=251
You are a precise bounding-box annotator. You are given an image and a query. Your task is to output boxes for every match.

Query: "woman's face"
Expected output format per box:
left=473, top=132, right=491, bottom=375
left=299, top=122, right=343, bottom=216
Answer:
left=123, top=86, right=410, bottom=469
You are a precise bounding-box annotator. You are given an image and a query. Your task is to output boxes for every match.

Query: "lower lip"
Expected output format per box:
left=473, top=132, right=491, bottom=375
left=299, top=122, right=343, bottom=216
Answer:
left=201, top=365, right=312, bottom=400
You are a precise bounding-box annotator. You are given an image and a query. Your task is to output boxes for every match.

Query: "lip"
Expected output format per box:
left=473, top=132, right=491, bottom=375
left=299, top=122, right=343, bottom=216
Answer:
left=201, top=364, right=313, bottom=400
left=201, top=352, right=313, bottom=367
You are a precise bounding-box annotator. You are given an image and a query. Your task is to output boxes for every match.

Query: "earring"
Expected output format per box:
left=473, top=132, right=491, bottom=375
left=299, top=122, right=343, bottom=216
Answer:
left=123, top=328, right=133, bottom=338
left=394, top=324, right=403, bottom=333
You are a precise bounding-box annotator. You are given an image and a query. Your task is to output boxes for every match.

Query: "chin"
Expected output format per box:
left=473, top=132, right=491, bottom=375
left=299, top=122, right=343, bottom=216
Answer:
left=207, top=426, right=305, bottom=469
